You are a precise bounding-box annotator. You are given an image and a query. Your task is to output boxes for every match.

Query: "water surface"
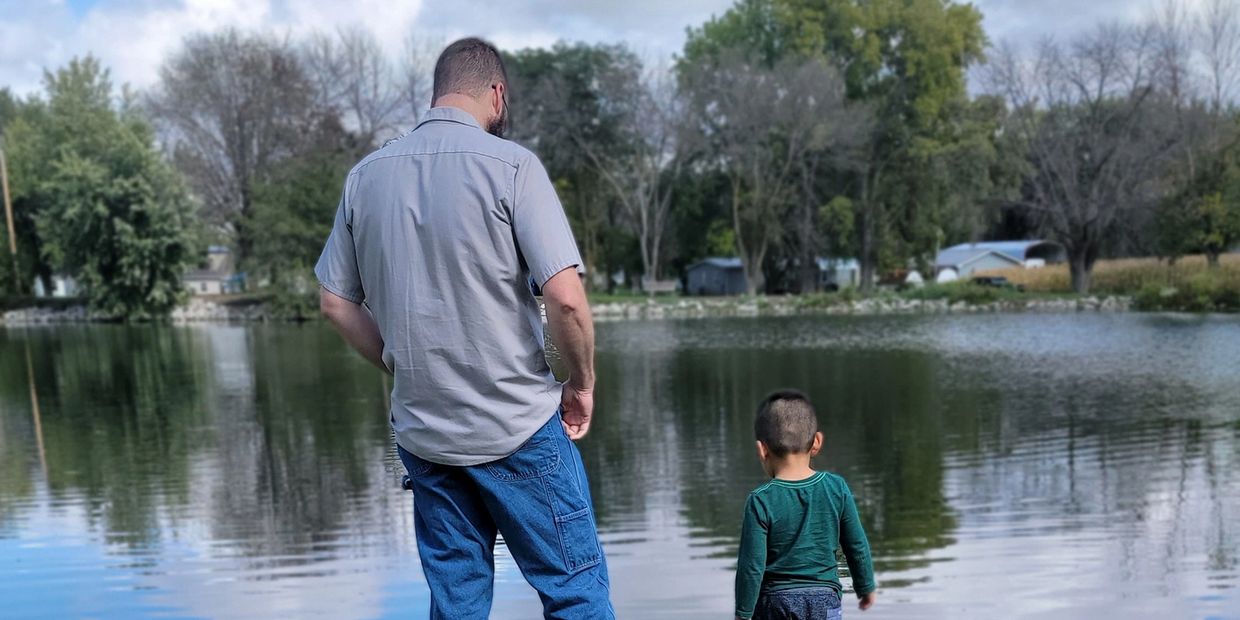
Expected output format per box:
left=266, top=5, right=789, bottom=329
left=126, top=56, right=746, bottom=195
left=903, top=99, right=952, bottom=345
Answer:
left=0, top=314, right=1237, bottom=618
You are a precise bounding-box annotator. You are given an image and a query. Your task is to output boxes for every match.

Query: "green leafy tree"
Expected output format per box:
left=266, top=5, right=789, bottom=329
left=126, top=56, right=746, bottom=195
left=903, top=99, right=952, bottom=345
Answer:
left=2, top=93, right=57, bottom=294
left=505, top=43, right=639, bottom=289
left=5, top=57, right=197, bottom=316
left=1158, top=144, right=1240, bottom=267
left=682, top=0, right=989, bottom=290
left=682, top=52, right=853, bottom=294
left=243, top=124, right=354, bottom=317
left=0, top=87, right=18, bottom=131
left=148, top=29, right=318, bottom=263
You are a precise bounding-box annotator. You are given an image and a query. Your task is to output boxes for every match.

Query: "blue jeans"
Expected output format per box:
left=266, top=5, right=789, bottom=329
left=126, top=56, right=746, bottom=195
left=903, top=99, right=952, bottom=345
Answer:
left=754, top=587, right=842, bottom=620
left=397, top=413, right=615, bottom=619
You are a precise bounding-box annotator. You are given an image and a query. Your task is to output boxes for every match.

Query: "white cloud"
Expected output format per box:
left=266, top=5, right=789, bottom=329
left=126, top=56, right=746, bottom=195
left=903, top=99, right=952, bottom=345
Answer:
left=0, top=0, right=429, bottom=95
left=1, top=0, right=1209, bottom=99
left=975, top=0, right=1213, bottom=49
left=0, top=0, right=731, bottom=97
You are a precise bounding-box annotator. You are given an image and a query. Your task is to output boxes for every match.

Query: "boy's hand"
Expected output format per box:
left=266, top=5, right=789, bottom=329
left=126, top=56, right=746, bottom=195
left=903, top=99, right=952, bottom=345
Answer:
left=858, top=591, right=877, bottom=611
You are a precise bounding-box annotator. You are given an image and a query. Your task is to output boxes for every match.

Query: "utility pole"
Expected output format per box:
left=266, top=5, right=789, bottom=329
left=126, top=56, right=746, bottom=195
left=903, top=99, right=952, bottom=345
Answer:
left=0, top=146, right=19, bottom=294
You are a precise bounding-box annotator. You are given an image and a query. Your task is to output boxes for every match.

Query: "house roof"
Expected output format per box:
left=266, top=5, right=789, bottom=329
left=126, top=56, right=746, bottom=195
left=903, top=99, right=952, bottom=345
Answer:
left=688, top=257, right=743, bottom=271
left=939, top=240, right=1055, bottom=263
left=935, top=247, right=1023, bottom=269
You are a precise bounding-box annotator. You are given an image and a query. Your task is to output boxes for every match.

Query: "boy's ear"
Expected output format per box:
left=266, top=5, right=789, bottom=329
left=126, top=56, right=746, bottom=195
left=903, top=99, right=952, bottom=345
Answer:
left=809, top=432, right=824, bottom=457
left=755, top=440, right=769, bottom=461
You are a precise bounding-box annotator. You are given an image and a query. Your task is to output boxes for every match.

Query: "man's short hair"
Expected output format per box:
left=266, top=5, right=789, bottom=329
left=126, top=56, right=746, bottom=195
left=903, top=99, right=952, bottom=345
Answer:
left=754, top=390, right=819, bottom=456
left=432, top=37, right=508, bottom=102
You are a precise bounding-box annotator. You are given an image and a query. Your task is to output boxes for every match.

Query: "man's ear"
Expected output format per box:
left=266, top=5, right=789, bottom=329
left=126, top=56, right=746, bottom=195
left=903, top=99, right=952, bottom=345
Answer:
left=809, top=432, right=824, bottom=457
left=493, top=82, right=506, bottom=114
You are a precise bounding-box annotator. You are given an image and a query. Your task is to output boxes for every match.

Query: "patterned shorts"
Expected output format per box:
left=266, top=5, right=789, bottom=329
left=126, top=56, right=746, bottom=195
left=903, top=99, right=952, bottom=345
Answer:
left=754, top=587, right=843, bottom=620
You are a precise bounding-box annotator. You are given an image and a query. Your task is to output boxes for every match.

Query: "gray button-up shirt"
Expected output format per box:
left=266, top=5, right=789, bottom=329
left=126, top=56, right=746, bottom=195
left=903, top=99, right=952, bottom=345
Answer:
left=314, top=106, right=583, bottom=466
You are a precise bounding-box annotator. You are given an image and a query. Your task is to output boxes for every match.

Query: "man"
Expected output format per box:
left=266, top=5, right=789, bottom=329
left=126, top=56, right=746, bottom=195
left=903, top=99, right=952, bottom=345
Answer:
left=315, top=37, right=612, bottom=619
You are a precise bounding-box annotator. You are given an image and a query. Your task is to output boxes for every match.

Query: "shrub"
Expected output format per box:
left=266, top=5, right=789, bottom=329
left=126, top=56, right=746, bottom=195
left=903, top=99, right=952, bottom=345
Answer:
left=904, top=282, right=1003, bottom=305
left=1130, top=270, right=1240, bottom=312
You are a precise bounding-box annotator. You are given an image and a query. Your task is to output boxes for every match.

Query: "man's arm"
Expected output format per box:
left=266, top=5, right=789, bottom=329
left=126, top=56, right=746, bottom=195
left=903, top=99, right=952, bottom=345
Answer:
left=541, top=267, right=594, bottom=440
left=319, top=286, right=390, bottom=375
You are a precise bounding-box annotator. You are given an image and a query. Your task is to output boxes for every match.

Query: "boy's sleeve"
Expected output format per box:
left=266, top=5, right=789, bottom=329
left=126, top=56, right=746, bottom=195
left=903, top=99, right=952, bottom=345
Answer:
left=839, top=482, right=876, bottom=596
left=735, top=494, right=768, bottom=619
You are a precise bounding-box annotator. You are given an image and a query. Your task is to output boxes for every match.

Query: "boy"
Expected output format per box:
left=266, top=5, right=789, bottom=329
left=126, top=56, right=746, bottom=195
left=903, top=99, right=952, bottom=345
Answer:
left=735, top=390, right=877, bottom=620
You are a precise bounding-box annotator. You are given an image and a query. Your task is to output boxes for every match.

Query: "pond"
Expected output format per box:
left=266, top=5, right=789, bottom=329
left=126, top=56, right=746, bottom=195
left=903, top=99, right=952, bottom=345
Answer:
left=0, top=314, right=1237, bottom=619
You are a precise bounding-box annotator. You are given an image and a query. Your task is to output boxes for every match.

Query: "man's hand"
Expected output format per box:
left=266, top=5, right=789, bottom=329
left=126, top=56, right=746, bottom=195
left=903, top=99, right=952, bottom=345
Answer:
left=542, top=267, right=595, bottom=441
left=859, top=591, right=876, bottom=611
left=560, top=383, right=594, bottom=440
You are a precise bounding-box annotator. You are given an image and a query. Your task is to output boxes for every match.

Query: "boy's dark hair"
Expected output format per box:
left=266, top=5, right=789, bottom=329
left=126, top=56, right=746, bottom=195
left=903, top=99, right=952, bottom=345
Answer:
left=432, top=37, right=508, bottom=102
left=754, top=390, right=819, bottom=456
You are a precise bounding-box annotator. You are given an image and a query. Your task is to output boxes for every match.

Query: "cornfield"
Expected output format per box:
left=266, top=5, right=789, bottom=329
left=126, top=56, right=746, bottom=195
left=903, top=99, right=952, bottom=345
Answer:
left=978, top=254, right=1240, bottom=294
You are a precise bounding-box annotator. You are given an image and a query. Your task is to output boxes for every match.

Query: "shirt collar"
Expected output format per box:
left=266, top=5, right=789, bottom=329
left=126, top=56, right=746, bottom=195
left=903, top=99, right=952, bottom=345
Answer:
left=416, top=106, right=484, bottom=131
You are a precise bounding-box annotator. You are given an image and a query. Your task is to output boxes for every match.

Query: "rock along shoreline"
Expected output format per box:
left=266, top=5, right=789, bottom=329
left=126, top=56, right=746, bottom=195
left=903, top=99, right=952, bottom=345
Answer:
left=1, top=295, right=1133, bottom=325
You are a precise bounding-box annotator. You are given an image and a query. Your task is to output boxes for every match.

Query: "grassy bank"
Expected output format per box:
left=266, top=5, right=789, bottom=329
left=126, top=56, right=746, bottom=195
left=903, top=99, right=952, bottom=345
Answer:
left=980, top=254, right=1240, bottom=312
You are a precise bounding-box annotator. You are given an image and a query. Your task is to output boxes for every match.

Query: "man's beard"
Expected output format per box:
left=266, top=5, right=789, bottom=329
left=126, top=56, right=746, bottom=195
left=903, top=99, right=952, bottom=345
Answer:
left=486, top=105, right=508, bottom=138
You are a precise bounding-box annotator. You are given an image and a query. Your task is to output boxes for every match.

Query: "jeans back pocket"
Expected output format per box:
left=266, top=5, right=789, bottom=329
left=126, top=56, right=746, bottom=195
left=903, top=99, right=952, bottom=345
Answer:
left=483, top=421, right=561, bottom=481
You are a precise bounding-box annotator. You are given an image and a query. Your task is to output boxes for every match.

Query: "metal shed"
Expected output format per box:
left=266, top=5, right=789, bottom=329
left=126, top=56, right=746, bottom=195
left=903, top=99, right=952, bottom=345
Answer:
left=815, top=257, right=861, bottom=290
left=934, top=247, right=1023, bottom=281
left=939, top=241, right=1067, bottom=266
left=686, top=257, right=748, bottom=296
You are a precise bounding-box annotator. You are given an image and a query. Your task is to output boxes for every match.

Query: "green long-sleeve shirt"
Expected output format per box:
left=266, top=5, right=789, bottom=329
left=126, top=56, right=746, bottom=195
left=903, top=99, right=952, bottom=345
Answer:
left=734, top=471, right=876, bottom=619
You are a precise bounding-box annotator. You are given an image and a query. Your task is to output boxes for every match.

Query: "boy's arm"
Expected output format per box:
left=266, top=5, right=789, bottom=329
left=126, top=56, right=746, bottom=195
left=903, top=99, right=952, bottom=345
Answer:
left=840, top=484, right=877, bottom=598
left=734, top=496, right=768, bottom=620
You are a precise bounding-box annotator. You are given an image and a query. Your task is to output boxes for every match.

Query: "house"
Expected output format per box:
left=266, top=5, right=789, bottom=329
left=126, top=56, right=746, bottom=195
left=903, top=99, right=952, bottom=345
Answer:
left=686, top=257, right=747, bottom=296
left=934, top=240, right=1065, bottom=282
left=184, top=246, right=243, bottom=296
left=815, top=257, right=861, bottom=290
left=32, top=275, right=78, bottom=298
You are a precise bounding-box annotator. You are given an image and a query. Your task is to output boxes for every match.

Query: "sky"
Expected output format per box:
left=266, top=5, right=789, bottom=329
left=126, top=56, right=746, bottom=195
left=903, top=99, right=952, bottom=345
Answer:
left=0, top=0, right=1208, bottom=97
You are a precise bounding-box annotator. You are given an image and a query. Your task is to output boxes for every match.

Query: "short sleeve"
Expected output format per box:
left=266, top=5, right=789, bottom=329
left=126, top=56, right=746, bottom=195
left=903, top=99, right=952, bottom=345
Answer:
left=512, top=153, right=584, bottom=287
left=314, top=193, right=364, bottom=303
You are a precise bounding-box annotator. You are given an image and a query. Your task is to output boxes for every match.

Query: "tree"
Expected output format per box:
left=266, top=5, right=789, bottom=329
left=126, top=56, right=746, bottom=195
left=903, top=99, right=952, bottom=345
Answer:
left=302, top=26, right=408, bottom=150
left=0, top=87, right=18, bottom=131
left=506, top=43, right=637, bottom=289
left=242, top=117, right=355, bottom=317
left=571, top=62, right=691, bottom=285
left=147, top=29, right=318, bottom=262
left=682, top=0, right=988, bottom=290
left=5, top=57, right=197, bottom=316
left=989, top=27, right=1183, bottom=292
left=1158, top=137, right=1240, bottom=267
left=683, top=52, right=852, bottom=294
left=0, top=87, right=49, bottom=294
left=1199, top=0, right=1240, bottom=114
left=400, top=33, right=439, bottom=128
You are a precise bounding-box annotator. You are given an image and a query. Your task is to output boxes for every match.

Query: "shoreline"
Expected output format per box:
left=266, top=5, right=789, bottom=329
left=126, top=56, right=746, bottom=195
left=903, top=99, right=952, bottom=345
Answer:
left=589, top=295, right=1132, bottom=321
left=1, top=294, right=1135, bottom=325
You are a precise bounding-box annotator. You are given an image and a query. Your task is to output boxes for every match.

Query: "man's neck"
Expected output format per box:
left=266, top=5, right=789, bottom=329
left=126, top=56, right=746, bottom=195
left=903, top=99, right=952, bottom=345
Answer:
left=432, top=95, right=488, bottom=129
